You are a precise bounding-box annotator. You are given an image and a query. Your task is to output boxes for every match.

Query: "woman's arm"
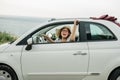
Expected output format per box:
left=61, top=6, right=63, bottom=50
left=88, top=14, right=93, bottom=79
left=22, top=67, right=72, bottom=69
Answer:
left=70, top=19, right=78, bottom=41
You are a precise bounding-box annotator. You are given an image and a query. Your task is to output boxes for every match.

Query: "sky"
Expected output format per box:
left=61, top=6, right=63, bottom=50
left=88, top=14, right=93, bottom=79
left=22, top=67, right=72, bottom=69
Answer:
left=0, top=0, right=120, bottom=20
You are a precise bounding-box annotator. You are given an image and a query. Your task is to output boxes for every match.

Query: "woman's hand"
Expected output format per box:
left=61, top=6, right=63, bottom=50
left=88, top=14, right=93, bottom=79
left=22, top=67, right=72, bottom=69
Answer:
left=41, top=34, right=54, bottom=42
left=74, top=19, right=79, bottom=25
left=41, top=34, right=49, bottom=39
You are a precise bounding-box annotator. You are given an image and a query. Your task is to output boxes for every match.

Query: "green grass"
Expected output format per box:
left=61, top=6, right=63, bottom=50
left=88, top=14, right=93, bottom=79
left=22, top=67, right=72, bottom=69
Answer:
left=0, top=32, right=17, bottom=44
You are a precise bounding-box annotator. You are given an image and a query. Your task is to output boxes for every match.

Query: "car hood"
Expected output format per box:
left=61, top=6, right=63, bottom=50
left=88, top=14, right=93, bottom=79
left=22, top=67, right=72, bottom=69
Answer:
left=0, top=43, right=10, bottom=53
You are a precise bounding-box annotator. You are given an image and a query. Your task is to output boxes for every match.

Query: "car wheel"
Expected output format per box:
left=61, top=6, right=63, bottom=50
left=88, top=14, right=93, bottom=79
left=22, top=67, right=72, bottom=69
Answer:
left=109, top=68, right=120, bottom=80
left=0, top=65, right=18, bottom=80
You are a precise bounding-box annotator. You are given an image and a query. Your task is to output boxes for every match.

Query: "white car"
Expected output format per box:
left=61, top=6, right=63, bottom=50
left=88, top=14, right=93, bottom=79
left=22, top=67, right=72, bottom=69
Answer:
left=0, top=18, right=120, bottom=80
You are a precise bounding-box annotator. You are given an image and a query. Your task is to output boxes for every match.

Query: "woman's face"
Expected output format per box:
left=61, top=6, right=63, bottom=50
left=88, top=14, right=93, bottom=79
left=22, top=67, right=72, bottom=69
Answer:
left=61, top=28, right=69, bottom=39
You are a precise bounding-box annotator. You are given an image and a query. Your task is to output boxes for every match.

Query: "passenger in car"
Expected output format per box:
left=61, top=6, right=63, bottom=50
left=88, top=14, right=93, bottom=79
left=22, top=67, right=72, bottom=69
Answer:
left=42, top=19, right=78, bottom=42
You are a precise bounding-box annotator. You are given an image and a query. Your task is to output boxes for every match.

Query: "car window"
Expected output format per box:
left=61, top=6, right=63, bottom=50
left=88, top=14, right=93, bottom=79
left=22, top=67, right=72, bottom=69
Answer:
left=32, top=24, right=79, bottom=44
left=85, top=23, right=116, bottom=41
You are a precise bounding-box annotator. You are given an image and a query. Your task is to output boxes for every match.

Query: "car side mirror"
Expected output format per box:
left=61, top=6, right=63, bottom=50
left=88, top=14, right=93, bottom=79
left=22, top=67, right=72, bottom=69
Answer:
left=25, top=38, right=33, bottom=51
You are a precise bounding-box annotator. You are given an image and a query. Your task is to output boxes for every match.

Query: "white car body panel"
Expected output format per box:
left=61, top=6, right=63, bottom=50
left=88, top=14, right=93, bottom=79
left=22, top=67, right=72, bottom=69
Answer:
left=0, top=44, right=24, bottom=80
left=22, top=42, right=89, bottom=80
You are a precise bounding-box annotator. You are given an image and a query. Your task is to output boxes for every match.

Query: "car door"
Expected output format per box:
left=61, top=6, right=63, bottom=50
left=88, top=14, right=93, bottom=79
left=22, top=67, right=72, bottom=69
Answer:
left=21, top=22, right=89, bottom=80
left=84, top=22, right=119, bottom=79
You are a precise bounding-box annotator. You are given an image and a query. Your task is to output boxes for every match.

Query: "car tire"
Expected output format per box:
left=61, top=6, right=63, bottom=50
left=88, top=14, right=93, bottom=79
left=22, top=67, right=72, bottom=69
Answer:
left=0, top=65, right=18, bottom=80
left=109, top=68, right=120, bottom=80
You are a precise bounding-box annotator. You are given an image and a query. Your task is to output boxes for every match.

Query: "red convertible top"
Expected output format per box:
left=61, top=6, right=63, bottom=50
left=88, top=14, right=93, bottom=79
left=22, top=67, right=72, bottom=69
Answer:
left=90, top=14, right=120, bottom=27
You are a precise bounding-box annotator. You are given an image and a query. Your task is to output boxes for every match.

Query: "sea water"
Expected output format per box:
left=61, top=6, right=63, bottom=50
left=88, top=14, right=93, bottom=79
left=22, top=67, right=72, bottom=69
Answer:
left=0, top=16, right=49, bottom=37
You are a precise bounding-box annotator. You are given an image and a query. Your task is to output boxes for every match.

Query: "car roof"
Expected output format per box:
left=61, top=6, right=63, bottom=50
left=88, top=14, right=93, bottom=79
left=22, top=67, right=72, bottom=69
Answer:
left=48, top=18, right=91, bottom=22
left=47, top=18, right=114, bottom=24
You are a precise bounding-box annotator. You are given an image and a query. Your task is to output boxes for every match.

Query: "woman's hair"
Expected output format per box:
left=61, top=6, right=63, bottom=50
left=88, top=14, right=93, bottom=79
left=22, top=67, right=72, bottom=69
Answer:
left=58, top=26, right=71, bottom=39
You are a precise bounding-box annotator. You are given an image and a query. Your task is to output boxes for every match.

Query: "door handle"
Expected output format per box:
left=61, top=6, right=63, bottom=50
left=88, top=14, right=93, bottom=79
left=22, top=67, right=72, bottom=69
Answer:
left=73, top=51, right=87, bottom=55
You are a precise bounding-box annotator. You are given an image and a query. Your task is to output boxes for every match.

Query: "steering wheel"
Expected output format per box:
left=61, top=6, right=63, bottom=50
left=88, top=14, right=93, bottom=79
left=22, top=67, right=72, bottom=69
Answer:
left=36, top=35, right=46, bottom=43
